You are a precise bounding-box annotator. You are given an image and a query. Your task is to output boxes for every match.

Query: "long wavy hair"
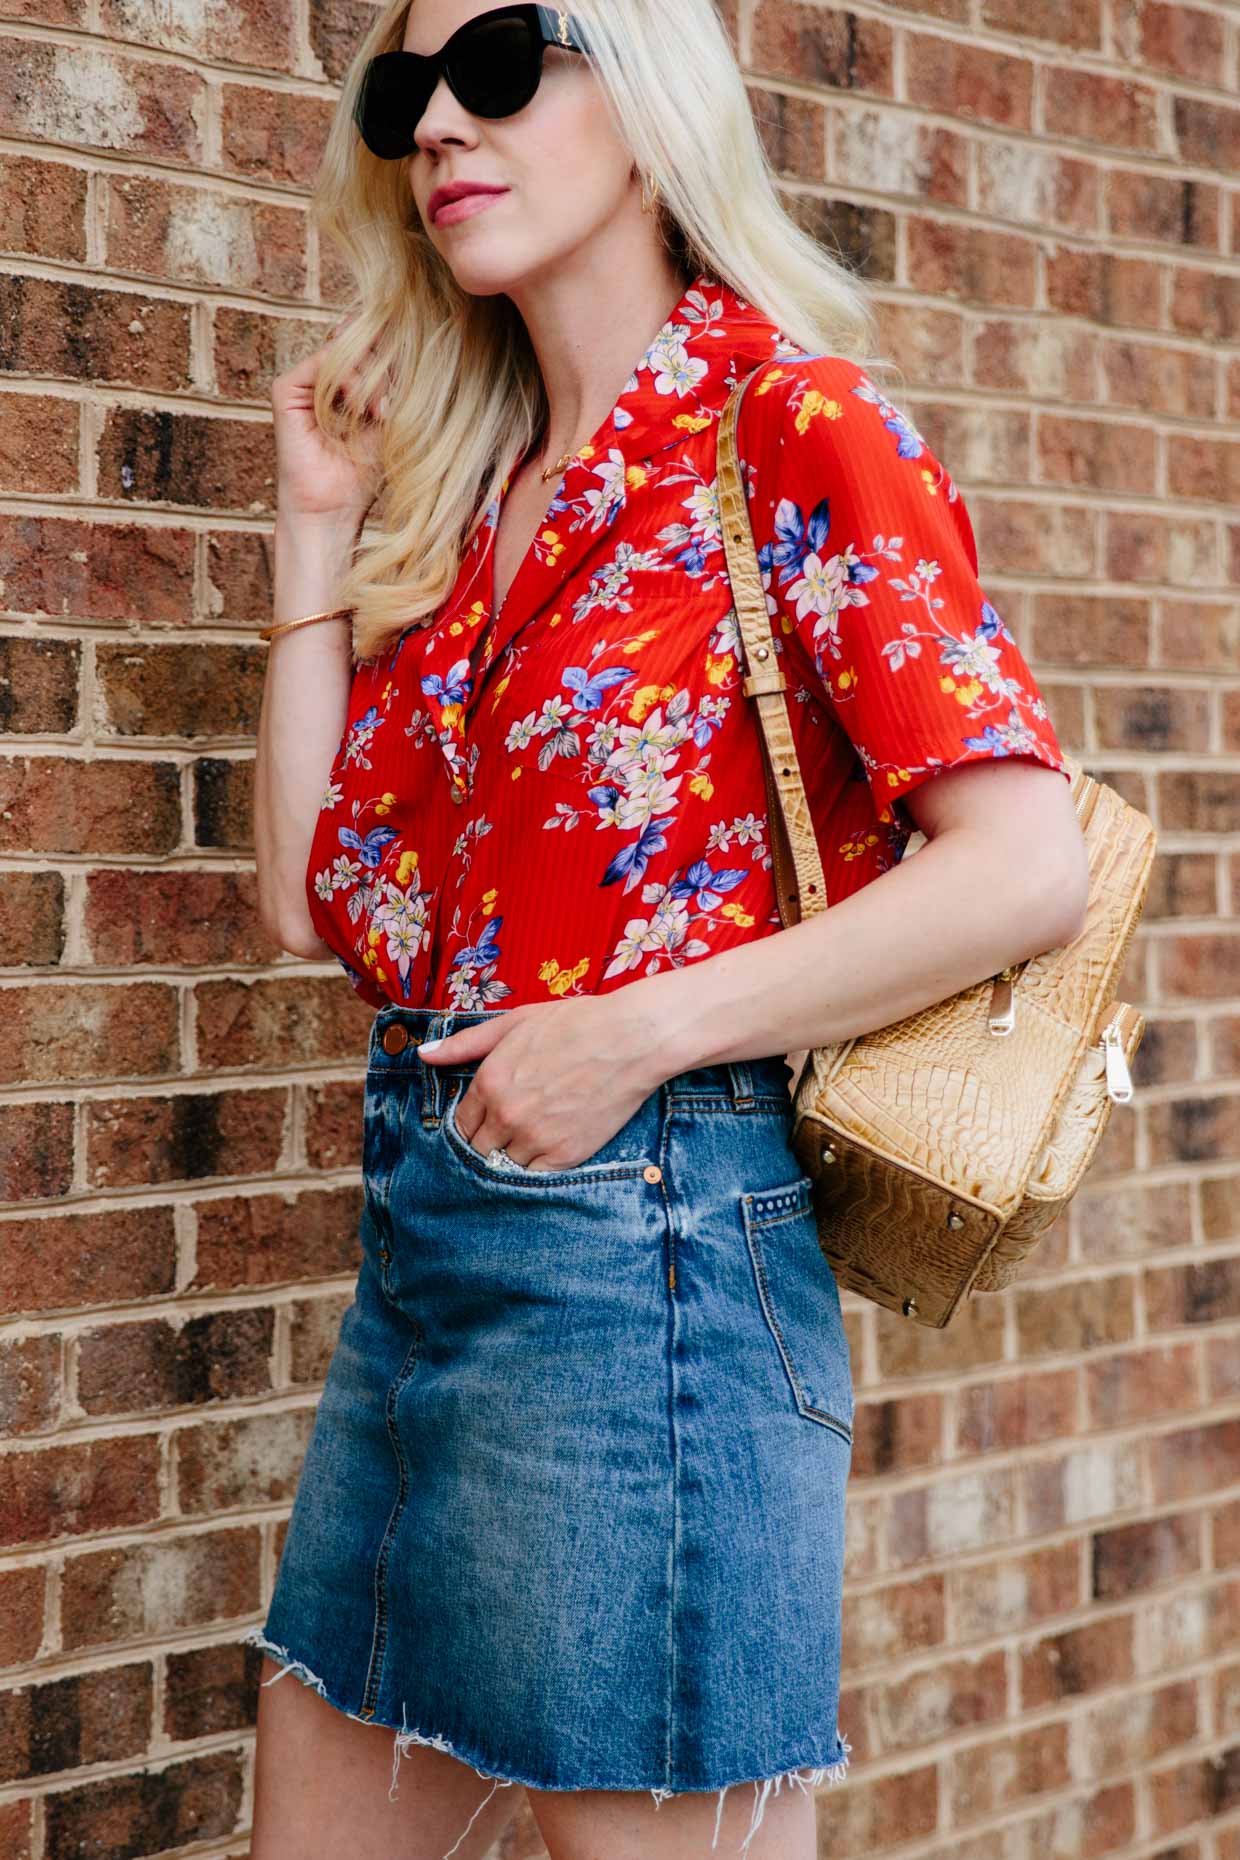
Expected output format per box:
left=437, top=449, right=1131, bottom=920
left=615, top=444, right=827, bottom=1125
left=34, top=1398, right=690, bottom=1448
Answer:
left=310, top=0, right=897, bottom=666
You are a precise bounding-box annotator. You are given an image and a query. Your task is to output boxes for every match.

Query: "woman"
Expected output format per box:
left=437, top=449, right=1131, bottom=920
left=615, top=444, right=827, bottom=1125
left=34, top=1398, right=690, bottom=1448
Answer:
left=247, top=2, right=1088, bottom=1856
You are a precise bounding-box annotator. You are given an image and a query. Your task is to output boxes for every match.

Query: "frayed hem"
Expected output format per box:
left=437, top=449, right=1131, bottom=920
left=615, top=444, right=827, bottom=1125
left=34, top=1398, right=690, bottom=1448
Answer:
left=243, top=1627, right=850, bottom=1860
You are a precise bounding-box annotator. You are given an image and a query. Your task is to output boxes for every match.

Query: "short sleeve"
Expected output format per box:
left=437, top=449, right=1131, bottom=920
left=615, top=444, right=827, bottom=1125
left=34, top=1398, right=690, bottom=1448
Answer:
left=741, top=354, right=1069, bottom=825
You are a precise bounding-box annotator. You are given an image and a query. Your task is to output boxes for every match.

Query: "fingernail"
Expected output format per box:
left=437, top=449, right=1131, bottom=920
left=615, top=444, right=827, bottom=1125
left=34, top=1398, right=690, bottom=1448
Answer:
left=418, top=1038, right=442, bottom=1054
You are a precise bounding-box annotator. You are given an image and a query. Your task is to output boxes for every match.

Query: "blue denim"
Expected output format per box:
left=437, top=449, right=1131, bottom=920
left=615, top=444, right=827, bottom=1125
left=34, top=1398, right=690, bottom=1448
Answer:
left=243, top=1004, right=853, bottom=1857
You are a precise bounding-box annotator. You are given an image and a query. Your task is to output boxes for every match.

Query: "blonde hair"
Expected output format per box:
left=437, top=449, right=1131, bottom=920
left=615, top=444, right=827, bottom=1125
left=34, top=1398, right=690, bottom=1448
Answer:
left=310, top=0, right=897, bottom=666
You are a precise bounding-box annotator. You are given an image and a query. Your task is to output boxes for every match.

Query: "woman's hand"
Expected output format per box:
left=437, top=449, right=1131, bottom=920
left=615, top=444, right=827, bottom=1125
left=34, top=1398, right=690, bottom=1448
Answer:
left=418, top=997, right=667, bottom=1172
left=271, top=308, right=390, bottom=531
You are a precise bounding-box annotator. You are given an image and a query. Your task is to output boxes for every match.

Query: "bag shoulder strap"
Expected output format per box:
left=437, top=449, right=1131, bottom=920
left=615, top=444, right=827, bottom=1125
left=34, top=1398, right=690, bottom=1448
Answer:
left=717, top=357, right=831, bottom=930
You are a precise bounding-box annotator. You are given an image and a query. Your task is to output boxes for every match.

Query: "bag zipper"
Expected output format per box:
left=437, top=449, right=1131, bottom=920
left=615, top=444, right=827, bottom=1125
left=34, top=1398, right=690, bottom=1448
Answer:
left=1099, top=1006, right=1135, bottom=1103
left=988, top=964, right=1020, bottom=1035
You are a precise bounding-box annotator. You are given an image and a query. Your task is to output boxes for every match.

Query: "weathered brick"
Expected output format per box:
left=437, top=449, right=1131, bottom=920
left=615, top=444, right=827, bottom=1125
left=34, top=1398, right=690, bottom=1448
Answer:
left=60, top=1528, right=260, bottom=1650
left=0, top=1333, right=60, bottom=1435
left=0, top=42, right=206, bottom=161
left=0, top=1205, right=177, bottom=1317
left=0, top=1661, right=151, bottom=1782
left=287, top=1290, right=353, bottom=1385
left=0, top=1096, right=75, bottom=1201
left=42, top=1749, right=244, bottom=1859
left=174, top=1408, right=315, bottom=1515
left=164, top=1639, right=262, bottom=1742
left=0, top=984, right=179, bottom=1087
left=104, top=174, right=305, bottom=295
left=0, top=1435, right=161, bottom=1548
left=1021, top=1612, right=1135, bottom=1707
left=84, top=1084, right=287, bottom=1189
left=95, top=641, right=266, bottom=739
left=193, top=754, right=256, bottom=851
left=1092, top=1510, right=1202, bottom=1600
left=0, top=274, right=191, bottom=390
left=77, top=1308, right=274, bottom=1416
left=751, top=2, right=895, bottom=93
left=0, top=1566, right=45, bottom=1666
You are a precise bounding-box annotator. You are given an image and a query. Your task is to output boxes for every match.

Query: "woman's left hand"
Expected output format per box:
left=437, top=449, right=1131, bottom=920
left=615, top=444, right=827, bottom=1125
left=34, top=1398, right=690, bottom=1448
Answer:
left=417, top=995, right=668, bottom=1172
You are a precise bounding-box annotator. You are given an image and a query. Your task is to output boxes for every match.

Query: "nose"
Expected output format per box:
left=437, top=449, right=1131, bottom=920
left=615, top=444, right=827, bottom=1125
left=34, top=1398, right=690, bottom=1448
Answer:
left=413, top=72, right=482, bottom=158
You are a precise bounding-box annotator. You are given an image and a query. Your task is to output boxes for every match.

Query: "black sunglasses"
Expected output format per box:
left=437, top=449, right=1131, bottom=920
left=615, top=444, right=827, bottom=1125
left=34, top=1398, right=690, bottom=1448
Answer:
left=354, top=5, right=590, bottom=160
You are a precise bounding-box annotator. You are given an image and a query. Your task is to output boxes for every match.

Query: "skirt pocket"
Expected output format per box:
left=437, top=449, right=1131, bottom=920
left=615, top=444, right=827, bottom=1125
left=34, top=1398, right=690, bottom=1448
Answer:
left=741, top=1175, right=855, bottom=1444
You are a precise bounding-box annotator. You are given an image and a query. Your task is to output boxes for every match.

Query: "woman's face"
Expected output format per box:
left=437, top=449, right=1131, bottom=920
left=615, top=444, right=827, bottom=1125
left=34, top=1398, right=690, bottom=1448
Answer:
left=402, top=1, right=640, bottom=296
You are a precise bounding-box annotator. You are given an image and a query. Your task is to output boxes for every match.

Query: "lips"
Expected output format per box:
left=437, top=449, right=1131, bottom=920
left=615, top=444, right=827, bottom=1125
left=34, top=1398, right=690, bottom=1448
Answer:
left=429, top=183, right=509, bottom=224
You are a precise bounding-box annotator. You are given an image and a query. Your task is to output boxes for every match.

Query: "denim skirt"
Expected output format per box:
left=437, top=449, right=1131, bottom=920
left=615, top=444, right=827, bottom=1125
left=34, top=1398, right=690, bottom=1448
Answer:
left=243, top=1003, right=854, bottom=1858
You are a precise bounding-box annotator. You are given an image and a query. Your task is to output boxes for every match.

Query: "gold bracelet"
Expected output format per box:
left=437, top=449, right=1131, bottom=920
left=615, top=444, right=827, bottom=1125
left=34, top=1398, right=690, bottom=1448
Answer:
left=258, top=605, right=355, bottom=643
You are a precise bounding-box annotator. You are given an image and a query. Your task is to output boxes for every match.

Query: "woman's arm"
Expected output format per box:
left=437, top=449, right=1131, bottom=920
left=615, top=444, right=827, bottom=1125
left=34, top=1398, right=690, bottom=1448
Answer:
left=634, top=757, right=1090, bottom=1075
left=253, top=512, right=358, bottom=959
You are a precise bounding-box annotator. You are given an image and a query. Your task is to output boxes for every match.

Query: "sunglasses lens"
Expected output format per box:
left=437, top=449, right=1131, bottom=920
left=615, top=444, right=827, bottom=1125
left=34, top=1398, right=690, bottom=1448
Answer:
left=447, top=16, right=541, bottom=117
left=355, top=51, right=433, bottom=159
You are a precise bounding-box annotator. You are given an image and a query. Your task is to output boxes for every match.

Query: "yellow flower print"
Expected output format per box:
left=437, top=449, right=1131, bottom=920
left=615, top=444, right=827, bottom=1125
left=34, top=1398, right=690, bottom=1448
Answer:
left=624, top=465, right=651, bottom=489
left=630, top=683, right=676, bottom=721
left=548, top=610, right=564, bottom=629
left=539, top=956, right=590, bottom=995
left=754, top=369, right=786, bottom=396
left=480, top=887, right=499, bottom=917
left=840, top=832, right=880, bottom=862
left=450, top=600, right=488, bottom=638
left=539, top=528, right=565, bottom=567
left=489, top=673, right=512, bottom=710
left=794, top=391, right=843, bottom=435
left=886, top=768, right=912, bottom=787
left=920, top=468, right=939, bottom=497
left=671, top=413, right=712, bottom=434
left=373, top=790, right=398, bottom=817
left=705, top=652, right=734, bottom=687
left=954, top=679, right=983, bottom=707
left=720, top=902, right=755, bottom=927
left=577, top=445, right=595, bottom=463
left=689, top=770, right=715, bottom=801
left=395, top=848, right=420, bottom=885
left=834, top=666, right=859, bottom=694
left=621, top=630, right=659, bottom=655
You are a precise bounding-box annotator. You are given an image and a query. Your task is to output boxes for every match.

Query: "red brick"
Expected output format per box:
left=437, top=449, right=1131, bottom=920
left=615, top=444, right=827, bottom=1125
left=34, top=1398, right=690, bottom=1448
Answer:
left=42, top=1750, right=245, bottom=1857
left=0, top=514, right=195, bottom=625
left=0, top=756, right=182, bottom=856
left=0, top=1566, right=45, bottom=1666
left=85, top=868, right=273, bottom=965
left=850, top=1389, right=943, bottom=1477
left=60, top=1529, right=260, bottom=1649
left=77, top=1309, right=274, bottom=1417
left=0, top=1435, right=161, bottom=1548
left=1092, top=1510, right=1203, bottom=1600
left=0, top=1205, right=176, bottom=1317
left=84, top=1085, right=288, bottom=1189
left=0, top=1333, right=60, bottom=1435
left=1021, top=1611, right=1135, bottom=1707
left=1084, top=1339, right=1199, bottom=1428
left=191, top=1185, right=363, bottom=1293
left=0, top=1661, right=151, bottom=1782
left=164, top=1640, right=259, bottom=1742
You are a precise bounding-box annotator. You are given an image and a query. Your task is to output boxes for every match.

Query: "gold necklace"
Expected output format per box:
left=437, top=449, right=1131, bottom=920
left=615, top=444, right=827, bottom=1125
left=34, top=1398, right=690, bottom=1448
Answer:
left=539, top=445, right=582, bottom=483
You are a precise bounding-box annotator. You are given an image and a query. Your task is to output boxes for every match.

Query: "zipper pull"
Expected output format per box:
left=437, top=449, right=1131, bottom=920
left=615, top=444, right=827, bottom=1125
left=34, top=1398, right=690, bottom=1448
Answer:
left=1102, top=1016, right=1134, bottom=1102
left=988, top=965, right=1019, bottom=1036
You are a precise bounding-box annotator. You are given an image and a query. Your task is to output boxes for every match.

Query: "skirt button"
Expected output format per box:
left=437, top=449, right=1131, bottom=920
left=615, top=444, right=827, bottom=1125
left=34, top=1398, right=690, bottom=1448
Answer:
left=382, top=1023, right=410, bottom=1054
left=643, top=1164, right=663, bottom=1184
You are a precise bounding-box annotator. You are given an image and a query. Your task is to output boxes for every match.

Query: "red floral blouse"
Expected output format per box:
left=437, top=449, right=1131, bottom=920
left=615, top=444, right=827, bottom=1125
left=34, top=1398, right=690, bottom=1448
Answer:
left=305, top=271, right=1068, bottom=1012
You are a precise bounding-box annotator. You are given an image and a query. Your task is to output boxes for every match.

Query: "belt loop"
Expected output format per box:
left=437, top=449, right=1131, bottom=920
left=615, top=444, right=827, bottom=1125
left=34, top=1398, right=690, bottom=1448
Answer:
left=422, top=1012, right=446, bottom=1120
left=728, top=1061, right=754, bottom=1109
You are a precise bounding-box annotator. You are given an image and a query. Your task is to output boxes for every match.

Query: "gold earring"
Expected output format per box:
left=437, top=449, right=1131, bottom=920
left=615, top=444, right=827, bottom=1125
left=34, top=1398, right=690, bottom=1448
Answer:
left=640, top=170, right=661, bottom=215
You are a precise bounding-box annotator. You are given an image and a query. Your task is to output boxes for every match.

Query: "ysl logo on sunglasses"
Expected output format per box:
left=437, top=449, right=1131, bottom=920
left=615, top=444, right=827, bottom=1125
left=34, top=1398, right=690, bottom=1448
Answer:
left=556, top=8, right=570, bottom=41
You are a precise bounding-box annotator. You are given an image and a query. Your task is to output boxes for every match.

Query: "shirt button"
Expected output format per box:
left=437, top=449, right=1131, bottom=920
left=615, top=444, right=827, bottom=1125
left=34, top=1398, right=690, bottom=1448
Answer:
left=382, top=1024, right=410, bottom=1054
left=643, top=1164, right=663, bottom=1184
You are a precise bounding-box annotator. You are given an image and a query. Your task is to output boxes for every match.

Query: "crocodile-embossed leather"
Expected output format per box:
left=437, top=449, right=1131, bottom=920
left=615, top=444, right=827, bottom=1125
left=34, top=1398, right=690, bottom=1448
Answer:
left=717, top=363, right=1158, bottom=1330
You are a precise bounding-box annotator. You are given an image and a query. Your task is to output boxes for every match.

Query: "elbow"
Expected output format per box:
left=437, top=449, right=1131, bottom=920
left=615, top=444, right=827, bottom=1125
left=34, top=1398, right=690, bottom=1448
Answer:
left=1033, top=833, right=1091, bottom=950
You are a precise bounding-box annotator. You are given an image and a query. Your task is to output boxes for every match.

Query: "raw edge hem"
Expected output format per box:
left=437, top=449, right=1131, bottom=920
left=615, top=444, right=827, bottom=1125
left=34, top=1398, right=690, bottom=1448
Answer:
left=242, top=1625, right=850, bottom=1860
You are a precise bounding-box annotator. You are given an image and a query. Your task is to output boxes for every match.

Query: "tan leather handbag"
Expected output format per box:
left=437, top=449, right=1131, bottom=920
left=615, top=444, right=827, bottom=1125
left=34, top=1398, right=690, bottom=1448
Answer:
left=716, top=362, right=1158, bottom=1329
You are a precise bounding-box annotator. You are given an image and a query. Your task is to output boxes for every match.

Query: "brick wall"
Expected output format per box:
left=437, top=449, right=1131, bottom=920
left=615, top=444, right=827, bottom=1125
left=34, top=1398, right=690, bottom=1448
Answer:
left=0, top=0, right=1235, bottom=1855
